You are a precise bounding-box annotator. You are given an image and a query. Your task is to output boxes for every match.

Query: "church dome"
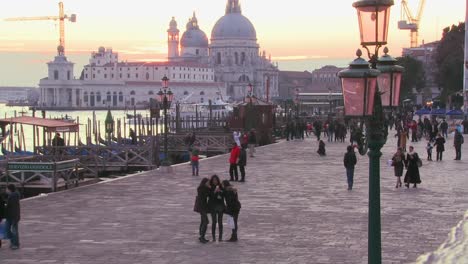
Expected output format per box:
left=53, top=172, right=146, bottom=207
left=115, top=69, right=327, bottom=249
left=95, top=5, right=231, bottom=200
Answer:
left=180, top=13, right=209, bottom=48
left=181, top=29, right=209, bottom=47
left=211, top=13, right=256, bottom=41
left=211, top=0, right=257, bottom=41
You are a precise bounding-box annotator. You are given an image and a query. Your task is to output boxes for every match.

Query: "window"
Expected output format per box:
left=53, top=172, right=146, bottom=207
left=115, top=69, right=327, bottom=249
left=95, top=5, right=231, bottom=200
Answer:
left=241, top=52, right=246, bottom=64
left=67, top=71, right=71, bottom=80
left=119, top=92, right=123, bottom=102
left=85, top=74, right=88, bottom=79
left=104, top=74, right=107, bottom=79
left=136, top=74, right=139, bottom=78
left=148, top=91, right=154, bottom=95
left=173, top=74, right=175, bottom=78
left=97, top=92, right=101, bottom=102
left=200, top=91, right=205, bottom=96
left=84, top=92, right=88, bottom=102
left=216, top=52, right=221, bottom=64
left=183, top=91, right=189, bottom=95
left=196, top=49, right=199, bottom=55
left=235, top=52, right=239, bottom=65
left=93, top=74, right=96, bottom=79
left=54, top=70, right=59, bottom=80
left=130, top=90, right=136, bottom=95
left=97, top=70, right=101, bottom=74
left=119, top=73, right=122, bottom=78
left=111, top=74, right=114, bottom=78
left=146, top=73, right=150, bottom=80
left=107, top=92, right=111, bottom=102
left=127, top=74, right=130, bottom=78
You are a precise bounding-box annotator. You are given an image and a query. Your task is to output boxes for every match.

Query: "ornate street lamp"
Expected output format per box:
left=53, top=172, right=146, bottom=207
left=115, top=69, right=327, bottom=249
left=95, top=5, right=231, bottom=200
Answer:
left=377, top=47, right=404, bottom=108
left=339, top=1, right=401, bottom=264
left=156, top=76, right=174, bottom=165
left=294, top=88, right=300, bottom=118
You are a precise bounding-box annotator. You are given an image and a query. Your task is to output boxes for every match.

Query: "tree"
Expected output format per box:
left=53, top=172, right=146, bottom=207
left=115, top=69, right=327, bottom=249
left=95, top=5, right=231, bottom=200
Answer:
left=396, top=56, right=426, bottom=103
left=434, top=22, right=465, bottom=102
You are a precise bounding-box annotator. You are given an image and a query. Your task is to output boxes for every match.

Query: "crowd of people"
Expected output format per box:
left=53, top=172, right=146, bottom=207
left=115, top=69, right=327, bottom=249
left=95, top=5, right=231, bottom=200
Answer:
left=195, top=175, right=242, bottom=244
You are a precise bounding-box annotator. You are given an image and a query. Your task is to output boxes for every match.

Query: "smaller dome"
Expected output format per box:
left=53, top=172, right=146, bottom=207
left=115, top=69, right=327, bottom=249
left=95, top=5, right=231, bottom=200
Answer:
left=98, top=46, right=105, bottom=53
left=181, top=29, right=208, bottom=48
left=180, top=13, right=208, bottom=48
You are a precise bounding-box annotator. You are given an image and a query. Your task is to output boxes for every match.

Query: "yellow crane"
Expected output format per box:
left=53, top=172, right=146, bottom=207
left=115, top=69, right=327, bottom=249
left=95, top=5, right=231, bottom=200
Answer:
left=4, top=2, right=76, bottom=56
left=398, top=0, right=426, bottom=48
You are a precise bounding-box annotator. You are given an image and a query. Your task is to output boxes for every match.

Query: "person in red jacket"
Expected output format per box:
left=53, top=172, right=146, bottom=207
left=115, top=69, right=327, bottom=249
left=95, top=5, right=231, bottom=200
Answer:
left=229, top=143, right=240, bottom=181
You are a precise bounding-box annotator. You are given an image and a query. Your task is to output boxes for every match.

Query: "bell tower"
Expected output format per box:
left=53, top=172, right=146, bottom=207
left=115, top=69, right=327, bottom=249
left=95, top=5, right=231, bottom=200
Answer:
left=168, top=17, right=180, bottom=61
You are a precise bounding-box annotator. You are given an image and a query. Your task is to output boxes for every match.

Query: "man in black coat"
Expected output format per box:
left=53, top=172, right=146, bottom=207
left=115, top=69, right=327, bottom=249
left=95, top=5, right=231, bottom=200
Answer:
left=344, top=146, right=358, bottom=191
left=454, top=130, right=465, bottom=160
left=238, top=144, right=247, bottom=182
left=5, top=184, right=20, bottom=249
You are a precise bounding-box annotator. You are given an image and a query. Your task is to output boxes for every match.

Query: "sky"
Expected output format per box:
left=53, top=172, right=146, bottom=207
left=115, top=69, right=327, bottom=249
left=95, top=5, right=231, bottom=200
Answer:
left=0, top=0, right=466, bottom=85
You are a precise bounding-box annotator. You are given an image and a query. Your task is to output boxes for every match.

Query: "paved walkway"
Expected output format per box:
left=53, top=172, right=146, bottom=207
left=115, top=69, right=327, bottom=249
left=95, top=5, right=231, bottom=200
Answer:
left=1, top=133, right=467, bottom=264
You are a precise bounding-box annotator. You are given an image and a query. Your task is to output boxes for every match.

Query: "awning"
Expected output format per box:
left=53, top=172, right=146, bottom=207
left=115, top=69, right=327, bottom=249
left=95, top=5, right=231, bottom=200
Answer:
left=446, top=109, right=464, bottom=116
left=431, top=109, right=447, bottom=115
left=414, top=108, right=431, bottom=115
left=0, top=116, right=79, bottom=133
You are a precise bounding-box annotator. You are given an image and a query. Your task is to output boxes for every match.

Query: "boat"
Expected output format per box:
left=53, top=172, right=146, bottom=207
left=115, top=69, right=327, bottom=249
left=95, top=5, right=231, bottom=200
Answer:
left=172, top=98, right=233, bottom=119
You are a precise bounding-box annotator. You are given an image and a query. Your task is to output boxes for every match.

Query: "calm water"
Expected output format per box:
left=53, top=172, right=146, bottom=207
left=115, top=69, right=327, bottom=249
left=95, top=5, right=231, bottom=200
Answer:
left=0, top=103, right=153, bottom=151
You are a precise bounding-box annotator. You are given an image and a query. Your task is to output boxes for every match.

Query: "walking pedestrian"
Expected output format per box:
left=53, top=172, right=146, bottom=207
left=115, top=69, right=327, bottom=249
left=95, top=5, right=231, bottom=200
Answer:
left=222, top=180, right=241, bottom=242
left=238, top=144, right=247, bottom=182
left=0, top=191, right=6, bottom=248
left=229, top=143, right=240, bottom=181
left=5, top=184, right=20, bottom=249
left=191, top=148, right=200, bottom=176
left=392, top=147, right=405, bottom=188
left=426, top=141, right=433, bottom=161
left=404, top=146, right=422, bottom=188
left=343, top=146, right=357, bottom=190
left=454, top=130, right=464, bottom=160
left=208, top=175, right=225, bottom=242
left=440, top=119, right=449, bottom=138
left=434, top=134, right=446, bottom=161
left=248, top=129, right=257, bottom=157
left=195, top=178, right=211, bottom=243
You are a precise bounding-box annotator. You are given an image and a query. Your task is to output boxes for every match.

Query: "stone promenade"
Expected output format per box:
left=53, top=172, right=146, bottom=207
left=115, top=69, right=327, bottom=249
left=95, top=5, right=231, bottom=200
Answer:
left=1, top=134, right=467, bottom=264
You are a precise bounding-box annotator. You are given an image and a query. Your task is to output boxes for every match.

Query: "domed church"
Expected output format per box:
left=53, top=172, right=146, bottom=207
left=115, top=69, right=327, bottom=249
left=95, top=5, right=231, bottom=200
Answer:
left=168, top=0, right=279, bottom=101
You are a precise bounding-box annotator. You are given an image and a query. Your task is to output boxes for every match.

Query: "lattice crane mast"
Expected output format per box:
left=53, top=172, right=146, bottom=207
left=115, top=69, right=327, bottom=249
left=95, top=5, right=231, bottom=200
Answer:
left=4, top=2, right=76, bottom=56
left=398, top=0, right=426, bottom=48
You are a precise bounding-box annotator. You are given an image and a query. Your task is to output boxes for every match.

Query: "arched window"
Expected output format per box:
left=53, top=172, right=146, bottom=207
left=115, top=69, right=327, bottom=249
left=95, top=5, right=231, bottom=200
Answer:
left=130, top=90, right=136, bottom=96
left=54, top=70, right=59, bottom=80
left=96, top=92, right=101, bottom=102
left=238, top=75, right=250, bottom=82
left=119, top=92, right=123, bottom=102
left=183, top=91, right=189, bottom=96
left=241, top=52, right=246, bottom=65
left=106, top=92, right=111, bottom=102
left=146, top=73, right=150, bottom=80
left=216, top=52, right=221, bottom=65
left=200, top=91, right=205, bottom=96
left=84, top=92, right=88, bottom=102
left=234, top=52, right=239, bottom=65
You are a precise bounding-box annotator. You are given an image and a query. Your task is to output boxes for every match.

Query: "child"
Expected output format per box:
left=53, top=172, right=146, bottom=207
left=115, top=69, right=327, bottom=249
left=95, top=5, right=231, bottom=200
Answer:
left=191, top=148, right=200, bottom=176
left=317, top=140, right=326, bottom=156
left=426, top=142, right=433, bottom=161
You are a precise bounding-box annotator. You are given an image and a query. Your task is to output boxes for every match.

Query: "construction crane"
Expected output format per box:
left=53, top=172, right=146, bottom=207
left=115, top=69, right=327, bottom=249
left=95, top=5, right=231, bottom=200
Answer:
left=398, top=0, right=426, bottom=48
left=4, top=2, right=76, bottom=56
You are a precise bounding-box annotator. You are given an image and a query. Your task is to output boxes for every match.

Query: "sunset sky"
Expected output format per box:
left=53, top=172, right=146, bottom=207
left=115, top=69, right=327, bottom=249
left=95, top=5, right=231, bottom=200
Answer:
left=0, top=0, right=465, bottom=85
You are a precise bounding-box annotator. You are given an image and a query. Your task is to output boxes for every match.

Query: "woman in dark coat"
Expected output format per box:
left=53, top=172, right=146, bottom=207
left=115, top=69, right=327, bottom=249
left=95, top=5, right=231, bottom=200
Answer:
left=222, top=180, right=241, bottom=242
left=392, top=147, right=406, bottom=188
left=434, top=134, right=446, bottom=161
left=404, top=146, right=422, bottom=188
left=196, top=178, right=211, bottom=243
left=0, top=192, right=6, bottom=248
left=208, top=175, right=225, bottom=242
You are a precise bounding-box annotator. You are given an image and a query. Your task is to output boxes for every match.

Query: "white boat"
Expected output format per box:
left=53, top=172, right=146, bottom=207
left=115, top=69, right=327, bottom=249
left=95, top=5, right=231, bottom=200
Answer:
left=172, top=99, right=233, bottom=119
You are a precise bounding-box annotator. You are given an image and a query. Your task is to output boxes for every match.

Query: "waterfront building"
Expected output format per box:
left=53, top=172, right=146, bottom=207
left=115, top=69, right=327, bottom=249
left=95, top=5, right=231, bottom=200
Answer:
left=38, top=0, right=279, bottom=109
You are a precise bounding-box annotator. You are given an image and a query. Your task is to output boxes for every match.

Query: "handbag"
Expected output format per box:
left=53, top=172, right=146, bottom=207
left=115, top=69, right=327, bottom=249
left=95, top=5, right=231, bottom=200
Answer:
left=417, top=158, right=423, bottom=168
left=0, top=220, right=6, bottom=240
left=226, top=215, right=235, bottom=229
left=193, top=196, right=200, bottom=213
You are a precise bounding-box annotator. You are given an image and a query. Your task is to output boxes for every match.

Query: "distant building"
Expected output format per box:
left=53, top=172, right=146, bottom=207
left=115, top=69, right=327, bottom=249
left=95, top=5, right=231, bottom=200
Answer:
left=402, top=41, right=440, bottom=105
left=0, top=86, right=38, bottom=104
left=38, top=0, right=278, bottom=109
left=278, top=71, right=313, bottom=99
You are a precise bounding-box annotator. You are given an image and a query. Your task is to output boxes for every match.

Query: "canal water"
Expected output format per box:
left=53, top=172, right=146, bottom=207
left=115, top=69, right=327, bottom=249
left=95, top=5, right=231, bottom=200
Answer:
left=0, top=104, right=156, bottom=152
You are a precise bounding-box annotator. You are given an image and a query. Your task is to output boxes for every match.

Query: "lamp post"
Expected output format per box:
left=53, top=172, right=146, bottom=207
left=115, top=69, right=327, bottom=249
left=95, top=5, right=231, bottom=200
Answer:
left=157, top=76, right=174, bottom=164
left=294, top=88, right=300, bottom=118
left=339, top=1, right=401, bottom=264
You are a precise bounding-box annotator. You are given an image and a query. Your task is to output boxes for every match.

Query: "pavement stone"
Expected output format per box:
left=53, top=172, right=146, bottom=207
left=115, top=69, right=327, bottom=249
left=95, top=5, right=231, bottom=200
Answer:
left=0, top=133, right=467, bottom=264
